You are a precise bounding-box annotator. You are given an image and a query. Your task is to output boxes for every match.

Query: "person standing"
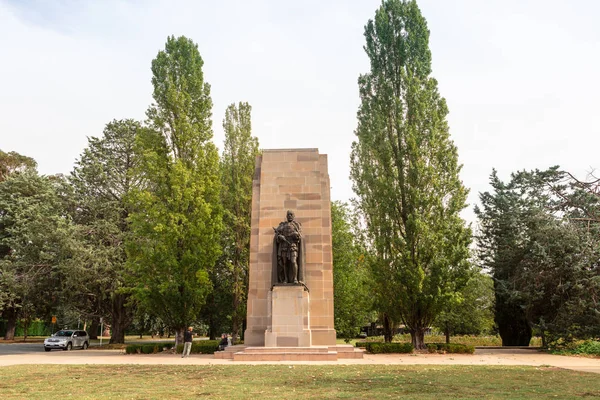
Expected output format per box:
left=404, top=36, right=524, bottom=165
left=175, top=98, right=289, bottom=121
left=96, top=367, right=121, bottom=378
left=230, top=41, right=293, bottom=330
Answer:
left=182, top=326, right=193, bottom=358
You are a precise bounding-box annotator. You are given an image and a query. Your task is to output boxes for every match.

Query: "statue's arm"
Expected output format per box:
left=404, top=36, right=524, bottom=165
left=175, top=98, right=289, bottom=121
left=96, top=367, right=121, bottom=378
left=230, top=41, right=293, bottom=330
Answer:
left=274, top=224, right=285, bottom=242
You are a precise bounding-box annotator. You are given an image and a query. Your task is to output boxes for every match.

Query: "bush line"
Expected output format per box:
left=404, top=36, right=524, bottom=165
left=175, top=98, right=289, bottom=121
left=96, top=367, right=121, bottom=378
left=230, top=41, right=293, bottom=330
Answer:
left=125, top=342, right=175, bottom=354
left=427, top=343, right=475, bottom=354
left=355, top=341, right=474, bottom=354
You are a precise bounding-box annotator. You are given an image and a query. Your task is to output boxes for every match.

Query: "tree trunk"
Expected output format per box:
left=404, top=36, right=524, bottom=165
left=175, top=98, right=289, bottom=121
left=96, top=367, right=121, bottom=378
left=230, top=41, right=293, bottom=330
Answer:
left=382, top=313, right=393, bottom=343
left=231, top=317, right=240, bottom=344
left=109, top=293, right=130, bottom=344
left=540, top=331, right=546, bottom=348
left=496, top=290, right=532, bottom=346
left=3, top=307, right=17, bottom=340
left=497, top=305, right=532, bottom=346
left=23, top=317, right=29, bottom=341
left=410, top=326, right=427, bottom=350
left=445, top=324, right=450, bottom=344
left=88, top=318, right=99, bottom=340
left=175, top=327, right=184, bottom=348
left=231, top=274, right=242, bottom=344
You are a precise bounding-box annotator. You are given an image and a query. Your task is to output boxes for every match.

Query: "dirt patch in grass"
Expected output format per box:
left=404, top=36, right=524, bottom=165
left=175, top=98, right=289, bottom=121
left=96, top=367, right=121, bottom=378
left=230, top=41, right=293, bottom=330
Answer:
left=0, top=364, right=598, bottom=399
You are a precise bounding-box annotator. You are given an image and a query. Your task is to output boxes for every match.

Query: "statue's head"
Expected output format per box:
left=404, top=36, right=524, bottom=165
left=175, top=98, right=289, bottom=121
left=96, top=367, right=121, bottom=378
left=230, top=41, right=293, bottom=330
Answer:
left=286, top=210, right=295, bottom=222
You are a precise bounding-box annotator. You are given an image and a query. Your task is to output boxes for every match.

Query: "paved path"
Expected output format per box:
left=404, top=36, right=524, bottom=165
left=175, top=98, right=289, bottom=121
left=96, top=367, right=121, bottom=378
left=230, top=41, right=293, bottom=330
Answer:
left=1, top=347, right=599, bottom=374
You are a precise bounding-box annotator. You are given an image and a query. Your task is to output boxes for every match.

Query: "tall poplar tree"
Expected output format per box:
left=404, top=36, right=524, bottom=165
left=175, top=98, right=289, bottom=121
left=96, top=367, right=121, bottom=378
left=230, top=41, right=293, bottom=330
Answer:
left=127, top=36, right=223, bottom=345
left=200, top=102, right=259, bottom=340
left=350, top=0, right=471, bottom=349
left=219, top=102, right=259, bottom=342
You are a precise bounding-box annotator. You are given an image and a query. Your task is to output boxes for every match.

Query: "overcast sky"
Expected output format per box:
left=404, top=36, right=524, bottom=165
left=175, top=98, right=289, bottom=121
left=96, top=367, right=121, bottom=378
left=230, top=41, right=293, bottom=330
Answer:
left=1, top=0, right=599, bottom=224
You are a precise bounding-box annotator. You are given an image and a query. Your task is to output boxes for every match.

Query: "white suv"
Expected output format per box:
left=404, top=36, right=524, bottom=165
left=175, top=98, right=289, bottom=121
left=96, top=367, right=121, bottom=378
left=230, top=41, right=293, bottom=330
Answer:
left=44, top=330, right=90, bottom=351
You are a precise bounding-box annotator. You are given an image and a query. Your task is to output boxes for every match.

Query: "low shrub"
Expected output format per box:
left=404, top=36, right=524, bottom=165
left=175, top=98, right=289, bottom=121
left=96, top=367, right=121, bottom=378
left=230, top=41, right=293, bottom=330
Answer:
left=176, top=340, right=220, bottom=354
left=426, top=343, right=475, bottom=354
left=364, top=342, right=413, bottom=354
left=572, top=341, right=600, bottom=356
left=125, top=344, right=139, bottom=354
left=355, top=342, right=368, bottom=348
left=141, top=344, right=158, bottom=354
left=125, top=342, right=175, bottom=354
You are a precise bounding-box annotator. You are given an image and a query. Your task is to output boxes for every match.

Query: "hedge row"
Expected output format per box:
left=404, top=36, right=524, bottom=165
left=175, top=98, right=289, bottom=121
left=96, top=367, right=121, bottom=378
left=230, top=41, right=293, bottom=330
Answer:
left=176, top=340, right=220, bottom=354
left=427, top=343, right=475, bottom=354
left=359, top=342, right=414, bottom=354
left=0, top=319, right=53, bottom=337
left=125, top=342, right=175, bottom=354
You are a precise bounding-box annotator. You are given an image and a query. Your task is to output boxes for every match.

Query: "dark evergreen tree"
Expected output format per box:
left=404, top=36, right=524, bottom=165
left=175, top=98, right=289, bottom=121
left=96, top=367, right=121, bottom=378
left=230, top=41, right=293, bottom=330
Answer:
left=67, top=119, right=143, bottom=343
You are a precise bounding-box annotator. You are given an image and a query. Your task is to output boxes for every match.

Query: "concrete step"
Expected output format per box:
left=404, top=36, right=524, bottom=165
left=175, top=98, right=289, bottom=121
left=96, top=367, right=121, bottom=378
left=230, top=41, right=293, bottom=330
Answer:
left=328, top=345, right=365, bottom=359
left=336, top=349, right=365, bottom=359
left=241, top=346, right=330, bottom=353
left=213, top=345, right=247, bottom=359
left=233, top=351, right=338, bottom=361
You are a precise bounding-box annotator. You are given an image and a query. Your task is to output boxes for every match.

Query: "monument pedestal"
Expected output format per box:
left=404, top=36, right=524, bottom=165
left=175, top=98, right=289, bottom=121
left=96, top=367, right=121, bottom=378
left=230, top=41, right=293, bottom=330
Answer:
left=265, top=285, right=311, bottom=347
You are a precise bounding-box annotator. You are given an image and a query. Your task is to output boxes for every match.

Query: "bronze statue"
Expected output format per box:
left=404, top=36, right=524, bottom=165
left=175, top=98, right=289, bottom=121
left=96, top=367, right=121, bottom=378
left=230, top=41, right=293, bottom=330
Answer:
left=272, top=210, right=305, bottom=285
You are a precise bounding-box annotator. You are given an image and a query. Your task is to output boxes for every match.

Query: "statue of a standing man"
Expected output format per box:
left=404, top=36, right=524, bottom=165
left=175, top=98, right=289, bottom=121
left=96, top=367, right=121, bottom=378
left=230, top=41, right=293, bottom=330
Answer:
left=273, top=210, right=305, bottom=285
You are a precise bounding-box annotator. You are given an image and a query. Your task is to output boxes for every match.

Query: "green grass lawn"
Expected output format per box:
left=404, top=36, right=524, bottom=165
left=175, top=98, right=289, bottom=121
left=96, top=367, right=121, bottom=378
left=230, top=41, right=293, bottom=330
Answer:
left=0, top=365, right=598, bottom=399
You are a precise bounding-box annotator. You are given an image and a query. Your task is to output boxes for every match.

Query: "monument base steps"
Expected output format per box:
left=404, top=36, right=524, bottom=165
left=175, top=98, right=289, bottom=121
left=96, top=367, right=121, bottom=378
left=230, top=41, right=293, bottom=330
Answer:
left=218, top=345, right=364, bottom=361
left=329, top=344, right=365, bottom=359
left=213, top=345, right=248, bottom=360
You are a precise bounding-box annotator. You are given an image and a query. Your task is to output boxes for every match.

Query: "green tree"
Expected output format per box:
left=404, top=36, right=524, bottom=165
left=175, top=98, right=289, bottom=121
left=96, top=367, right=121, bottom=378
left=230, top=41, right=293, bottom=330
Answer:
left=475, top=170, right=533, bottom=345
left=350, top=0, right=471, bottom=348
left=477, top=168, right=600, bottom=346
left=127, top=36, right=223, bottom=345
left=0, top=150, right=37, bottom=182
left=331, top=201, right=373, bottom=341
left=433, top=270, right=494, bottom=343
left=67, top=119, right=143, bottom=343
left=0, top=169, right=73, bottom=340
left=202, top=102, right=258, bottom=341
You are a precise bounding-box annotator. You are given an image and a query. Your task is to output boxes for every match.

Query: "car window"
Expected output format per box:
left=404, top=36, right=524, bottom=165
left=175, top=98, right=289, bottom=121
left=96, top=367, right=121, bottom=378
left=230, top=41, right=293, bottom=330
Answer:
left=55, top=330, right=74, bottom=337
left=79, top=331, right=87, bottom=336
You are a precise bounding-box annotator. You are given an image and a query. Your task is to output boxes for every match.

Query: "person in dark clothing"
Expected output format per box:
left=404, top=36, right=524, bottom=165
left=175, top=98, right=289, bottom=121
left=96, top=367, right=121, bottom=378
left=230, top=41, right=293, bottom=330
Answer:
left=218, top=333, right=228, bottom=351
left=182, top=326, right=194, bottom=358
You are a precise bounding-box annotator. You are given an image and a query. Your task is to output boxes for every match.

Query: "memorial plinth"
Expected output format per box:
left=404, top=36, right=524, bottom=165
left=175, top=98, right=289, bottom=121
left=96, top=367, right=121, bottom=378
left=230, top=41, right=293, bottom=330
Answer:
left=265, top=285, right=311, bottom=347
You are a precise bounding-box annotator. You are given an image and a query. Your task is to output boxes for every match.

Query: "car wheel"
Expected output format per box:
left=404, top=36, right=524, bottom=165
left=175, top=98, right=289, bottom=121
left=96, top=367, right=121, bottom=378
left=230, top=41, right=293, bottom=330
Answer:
left=66, top=342, right=72, bottom=351
left=83, top=342, right=88, bottom=350
left=44, top=347, right=51, bottom=352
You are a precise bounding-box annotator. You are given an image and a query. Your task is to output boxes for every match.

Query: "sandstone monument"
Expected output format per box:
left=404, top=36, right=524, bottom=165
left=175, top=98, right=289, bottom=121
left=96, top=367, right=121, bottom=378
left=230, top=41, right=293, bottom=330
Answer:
left=215, top=148, right=362, bottom=361
left=245, top=148, right=335, bottom=347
